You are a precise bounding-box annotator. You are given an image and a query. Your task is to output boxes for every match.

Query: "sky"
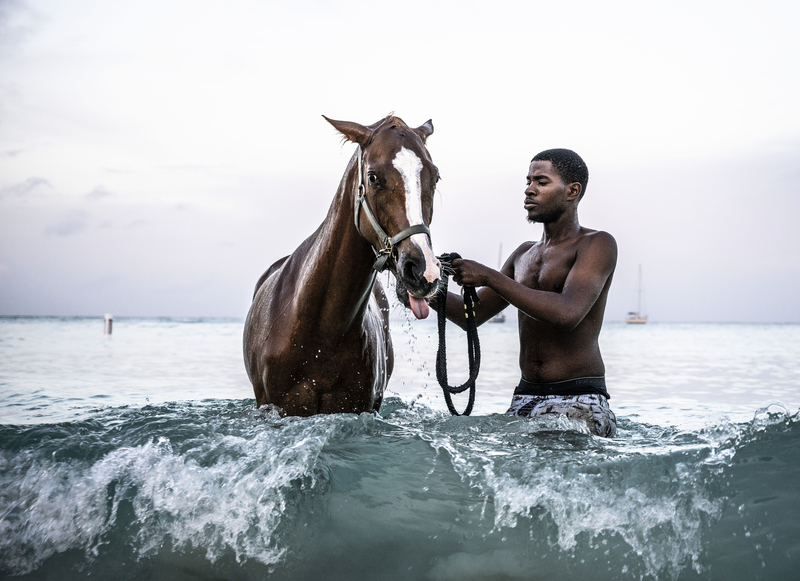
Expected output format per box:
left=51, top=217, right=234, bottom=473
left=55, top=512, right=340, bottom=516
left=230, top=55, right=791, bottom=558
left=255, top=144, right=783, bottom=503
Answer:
left=1, top=0, right=799, bottom=322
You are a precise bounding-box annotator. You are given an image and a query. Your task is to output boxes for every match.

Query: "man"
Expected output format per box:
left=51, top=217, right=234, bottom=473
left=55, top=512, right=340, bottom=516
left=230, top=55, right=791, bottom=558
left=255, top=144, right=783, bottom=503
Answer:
left=437, top=149, right=618, bottom=437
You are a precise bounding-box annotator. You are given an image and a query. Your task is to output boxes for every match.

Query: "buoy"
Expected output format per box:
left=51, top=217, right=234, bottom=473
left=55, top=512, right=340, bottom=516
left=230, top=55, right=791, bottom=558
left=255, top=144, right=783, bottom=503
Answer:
left=104, top=313, right=113, bottom=335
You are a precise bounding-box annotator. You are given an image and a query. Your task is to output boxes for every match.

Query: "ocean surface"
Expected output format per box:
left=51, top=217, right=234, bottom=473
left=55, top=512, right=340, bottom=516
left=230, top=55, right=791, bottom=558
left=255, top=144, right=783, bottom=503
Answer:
left=1, top=315, right=799, bottom=580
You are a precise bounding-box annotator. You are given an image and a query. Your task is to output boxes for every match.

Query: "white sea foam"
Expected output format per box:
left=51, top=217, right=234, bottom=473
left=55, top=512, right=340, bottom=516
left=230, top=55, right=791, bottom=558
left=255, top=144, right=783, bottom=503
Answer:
left=0, top=411, right=340, bottom=574
left=2, top=318, right=800, bottom=580
left=417, top=414, right=728, bottom=580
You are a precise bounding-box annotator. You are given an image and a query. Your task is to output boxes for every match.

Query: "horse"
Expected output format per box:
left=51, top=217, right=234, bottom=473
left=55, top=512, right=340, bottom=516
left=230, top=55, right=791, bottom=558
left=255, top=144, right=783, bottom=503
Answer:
left=243, top=115, right=442, bottom=416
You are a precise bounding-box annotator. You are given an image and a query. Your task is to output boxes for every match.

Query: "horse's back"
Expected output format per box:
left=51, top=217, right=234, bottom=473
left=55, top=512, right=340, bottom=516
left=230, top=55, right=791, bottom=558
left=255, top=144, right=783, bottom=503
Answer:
left=244, top=254, right=295, bottom=406
left=253, top=256, right=290, bottom=299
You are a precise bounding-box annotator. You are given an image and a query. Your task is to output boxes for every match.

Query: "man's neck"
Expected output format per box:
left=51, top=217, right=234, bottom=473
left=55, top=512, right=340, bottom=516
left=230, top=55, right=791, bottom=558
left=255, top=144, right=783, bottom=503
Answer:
left=541, top=211, right=581, bottom=244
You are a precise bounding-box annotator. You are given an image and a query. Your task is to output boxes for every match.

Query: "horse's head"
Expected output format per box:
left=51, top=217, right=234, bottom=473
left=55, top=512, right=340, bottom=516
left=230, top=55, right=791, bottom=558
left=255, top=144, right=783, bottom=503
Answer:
left=324, top=114, right=441, bottom=319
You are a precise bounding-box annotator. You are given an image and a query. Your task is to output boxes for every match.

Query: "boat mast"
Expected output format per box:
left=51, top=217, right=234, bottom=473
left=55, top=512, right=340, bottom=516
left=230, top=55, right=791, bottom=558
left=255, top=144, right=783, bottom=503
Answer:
left=637, top=264, right=642, bottom=317
left=497, top=243, right=503, bottom=270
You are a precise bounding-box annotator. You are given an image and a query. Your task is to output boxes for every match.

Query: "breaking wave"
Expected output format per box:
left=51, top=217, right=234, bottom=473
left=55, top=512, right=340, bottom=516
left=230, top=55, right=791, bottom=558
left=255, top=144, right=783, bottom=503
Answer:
left=1, top=399, right=798, bottom=580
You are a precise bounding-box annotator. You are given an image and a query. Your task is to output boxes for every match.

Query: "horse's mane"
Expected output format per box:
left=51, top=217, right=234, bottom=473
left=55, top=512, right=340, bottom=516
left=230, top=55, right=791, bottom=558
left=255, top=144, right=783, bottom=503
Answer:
left=365, top=113, right=411, bottom=146
left=332, top=113, right=414, bottom=149
left=369, top=112, right=405, bottom=130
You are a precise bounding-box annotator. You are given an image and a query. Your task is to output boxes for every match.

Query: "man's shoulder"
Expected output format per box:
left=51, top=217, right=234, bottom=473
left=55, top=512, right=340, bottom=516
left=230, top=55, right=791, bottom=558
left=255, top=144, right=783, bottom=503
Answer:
left=577, top=229, right=618, bottom=270
left=510, top=241, right=537, bottom=258
left=578, top=228, right=617, bottom=249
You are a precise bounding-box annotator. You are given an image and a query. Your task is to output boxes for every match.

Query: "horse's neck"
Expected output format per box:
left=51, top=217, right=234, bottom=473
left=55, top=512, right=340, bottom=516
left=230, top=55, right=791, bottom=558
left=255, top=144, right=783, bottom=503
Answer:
left=295, top=153, right=378, bottom=336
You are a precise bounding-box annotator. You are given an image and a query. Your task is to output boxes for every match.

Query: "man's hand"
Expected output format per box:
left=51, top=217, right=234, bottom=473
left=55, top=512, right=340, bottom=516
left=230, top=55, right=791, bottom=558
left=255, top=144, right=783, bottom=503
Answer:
left=451, top=258, right=494, bottom=288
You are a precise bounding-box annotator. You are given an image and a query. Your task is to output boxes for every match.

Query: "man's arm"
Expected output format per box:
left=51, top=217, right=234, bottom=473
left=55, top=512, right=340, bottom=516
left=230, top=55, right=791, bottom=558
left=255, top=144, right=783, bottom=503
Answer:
left=431, top=244, right=530, bottom=330
left=452, top=232, right=617, bottom=331
left=432, top=285, right=509, bottom=331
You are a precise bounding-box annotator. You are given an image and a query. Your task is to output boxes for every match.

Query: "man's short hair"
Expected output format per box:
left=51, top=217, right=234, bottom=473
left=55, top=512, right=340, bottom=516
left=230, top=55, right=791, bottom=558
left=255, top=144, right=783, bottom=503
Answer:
left=532, top=149, right=589, bottom=197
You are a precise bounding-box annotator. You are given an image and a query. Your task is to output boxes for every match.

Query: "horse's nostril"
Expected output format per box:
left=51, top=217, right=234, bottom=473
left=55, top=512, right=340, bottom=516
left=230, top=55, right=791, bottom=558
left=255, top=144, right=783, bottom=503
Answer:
left=402, top=259, right=422, bottom=284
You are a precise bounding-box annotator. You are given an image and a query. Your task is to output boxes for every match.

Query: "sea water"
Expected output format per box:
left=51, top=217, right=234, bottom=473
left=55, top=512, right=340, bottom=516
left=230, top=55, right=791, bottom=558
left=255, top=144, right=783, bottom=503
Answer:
left=1, top=316, right=799, bottom=580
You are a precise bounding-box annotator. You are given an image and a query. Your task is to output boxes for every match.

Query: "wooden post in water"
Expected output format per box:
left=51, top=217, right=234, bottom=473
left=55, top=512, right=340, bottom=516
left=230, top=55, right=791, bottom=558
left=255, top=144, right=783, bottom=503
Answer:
left=104, top=313, right=113, bottom=335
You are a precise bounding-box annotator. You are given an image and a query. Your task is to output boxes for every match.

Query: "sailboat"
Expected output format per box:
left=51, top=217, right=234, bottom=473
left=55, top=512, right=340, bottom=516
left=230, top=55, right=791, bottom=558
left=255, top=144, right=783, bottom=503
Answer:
left=489, top=242, right=506, bottom=323
left=626, top=264, right=648, bottom=324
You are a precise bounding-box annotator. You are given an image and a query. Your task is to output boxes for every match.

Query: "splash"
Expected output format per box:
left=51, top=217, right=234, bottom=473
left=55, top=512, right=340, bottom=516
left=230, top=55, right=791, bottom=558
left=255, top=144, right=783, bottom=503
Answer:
left=2, top=400, right=799, bottom=580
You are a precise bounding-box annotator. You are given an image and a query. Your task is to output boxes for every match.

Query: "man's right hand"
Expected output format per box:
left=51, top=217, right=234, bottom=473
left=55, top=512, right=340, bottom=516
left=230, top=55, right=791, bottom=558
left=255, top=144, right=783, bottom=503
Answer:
left=451, top=258, right=495, bottom=288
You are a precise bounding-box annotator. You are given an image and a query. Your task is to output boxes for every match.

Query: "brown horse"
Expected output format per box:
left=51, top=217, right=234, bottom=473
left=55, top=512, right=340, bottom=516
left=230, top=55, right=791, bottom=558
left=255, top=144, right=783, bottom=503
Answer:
left=243, top=115, right=441, bottom=416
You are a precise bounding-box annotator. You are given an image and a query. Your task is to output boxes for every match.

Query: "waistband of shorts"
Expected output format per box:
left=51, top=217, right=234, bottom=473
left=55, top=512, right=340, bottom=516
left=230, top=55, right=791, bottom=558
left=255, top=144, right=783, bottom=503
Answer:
left=514, top=376, right=610, bottom=399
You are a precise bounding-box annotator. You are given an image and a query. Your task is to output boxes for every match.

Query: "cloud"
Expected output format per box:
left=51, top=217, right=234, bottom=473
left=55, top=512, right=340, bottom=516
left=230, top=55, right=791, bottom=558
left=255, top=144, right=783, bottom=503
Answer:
left=44, top=211, right=88, bottom=236
left=86, top=185, right=113, bottom=201
left=0, top=177, right=51, bottom=198
left=0, top=0, right=36, bottom=55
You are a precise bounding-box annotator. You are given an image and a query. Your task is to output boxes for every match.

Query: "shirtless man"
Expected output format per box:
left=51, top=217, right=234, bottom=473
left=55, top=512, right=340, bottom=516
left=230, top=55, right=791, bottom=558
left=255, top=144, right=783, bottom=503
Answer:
left=438, top=149, right=618, bottom=437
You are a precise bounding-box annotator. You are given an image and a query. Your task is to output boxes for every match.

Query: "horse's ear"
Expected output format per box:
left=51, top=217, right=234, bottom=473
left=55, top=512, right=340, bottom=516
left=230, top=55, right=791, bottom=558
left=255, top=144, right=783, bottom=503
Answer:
left=322, top=115, right=373, bottom=146
left=414, top=120, right=434, bottom=143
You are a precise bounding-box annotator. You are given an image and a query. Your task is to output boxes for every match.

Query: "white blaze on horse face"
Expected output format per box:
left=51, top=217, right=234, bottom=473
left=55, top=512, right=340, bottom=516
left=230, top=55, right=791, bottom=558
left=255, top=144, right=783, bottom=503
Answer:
left=392, top=147, right=440, bottom=284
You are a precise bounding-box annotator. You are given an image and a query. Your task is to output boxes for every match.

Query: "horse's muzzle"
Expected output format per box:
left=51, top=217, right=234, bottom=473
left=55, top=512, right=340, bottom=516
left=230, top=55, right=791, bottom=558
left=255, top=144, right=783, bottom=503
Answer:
left=396, top=252, right=440, bottom=297
left=393, top=275, right=433, bottom=320
left=393, top=251, right=439, bottom=320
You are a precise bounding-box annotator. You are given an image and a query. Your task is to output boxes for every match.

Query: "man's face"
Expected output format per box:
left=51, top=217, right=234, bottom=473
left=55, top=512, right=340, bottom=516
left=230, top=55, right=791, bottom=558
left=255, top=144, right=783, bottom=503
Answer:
left=524, top=160, right=568, bottom=223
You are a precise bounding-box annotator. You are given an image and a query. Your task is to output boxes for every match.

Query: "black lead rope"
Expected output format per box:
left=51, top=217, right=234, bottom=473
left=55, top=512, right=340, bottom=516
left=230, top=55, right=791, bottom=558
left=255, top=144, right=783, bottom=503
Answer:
left=435, top=252, right=481, bottom=416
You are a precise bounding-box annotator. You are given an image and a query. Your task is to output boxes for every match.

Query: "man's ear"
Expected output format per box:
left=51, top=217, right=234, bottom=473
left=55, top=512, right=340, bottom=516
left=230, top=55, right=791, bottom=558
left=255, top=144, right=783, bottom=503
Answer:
left=566, top=182, right=582, bottom=201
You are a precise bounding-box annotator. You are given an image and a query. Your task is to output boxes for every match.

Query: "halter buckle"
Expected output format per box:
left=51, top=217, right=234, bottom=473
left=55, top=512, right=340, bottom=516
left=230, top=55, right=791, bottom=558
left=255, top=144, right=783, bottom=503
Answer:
left=373, top=247, right=394, bottom=272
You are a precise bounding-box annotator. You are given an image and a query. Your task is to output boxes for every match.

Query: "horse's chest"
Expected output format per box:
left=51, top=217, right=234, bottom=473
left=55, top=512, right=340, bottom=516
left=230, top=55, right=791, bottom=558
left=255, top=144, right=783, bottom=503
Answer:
left=281, top=308, right=388, bottom=391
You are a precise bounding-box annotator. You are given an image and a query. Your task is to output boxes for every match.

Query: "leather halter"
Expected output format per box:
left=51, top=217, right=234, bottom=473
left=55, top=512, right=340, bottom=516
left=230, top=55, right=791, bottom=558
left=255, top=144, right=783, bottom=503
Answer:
left=354, top=145, right=432, bottom=272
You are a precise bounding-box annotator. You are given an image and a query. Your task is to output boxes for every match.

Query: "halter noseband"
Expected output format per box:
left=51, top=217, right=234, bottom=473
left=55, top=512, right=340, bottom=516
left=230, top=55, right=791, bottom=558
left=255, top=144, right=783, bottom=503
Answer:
left=354, top=145, right=432, bottom=272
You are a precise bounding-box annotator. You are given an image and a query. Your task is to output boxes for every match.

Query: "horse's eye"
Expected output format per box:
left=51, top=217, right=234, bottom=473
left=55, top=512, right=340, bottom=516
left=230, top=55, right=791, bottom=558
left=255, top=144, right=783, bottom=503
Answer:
left=368, top=173, right=379, bottom=186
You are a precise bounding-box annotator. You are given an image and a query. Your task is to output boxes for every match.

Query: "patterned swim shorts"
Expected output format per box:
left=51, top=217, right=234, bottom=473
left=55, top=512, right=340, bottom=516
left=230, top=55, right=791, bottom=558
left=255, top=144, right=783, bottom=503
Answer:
left=506, top=393, right=617, bottom=438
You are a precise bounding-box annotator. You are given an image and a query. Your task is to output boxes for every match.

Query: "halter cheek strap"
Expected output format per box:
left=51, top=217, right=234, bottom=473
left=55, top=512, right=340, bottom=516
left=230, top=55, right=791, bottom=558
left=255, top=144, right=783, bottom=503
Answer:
left=354, top=146, right=432, bottom=272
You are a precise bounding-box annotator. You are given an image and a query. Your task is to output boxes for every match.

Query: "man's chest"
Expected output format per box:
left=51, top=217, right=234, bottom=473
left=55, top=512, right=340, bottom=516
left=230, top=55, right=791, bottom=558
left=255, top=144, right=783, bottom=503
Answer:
left=515, top=245, right=577, bottom=292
